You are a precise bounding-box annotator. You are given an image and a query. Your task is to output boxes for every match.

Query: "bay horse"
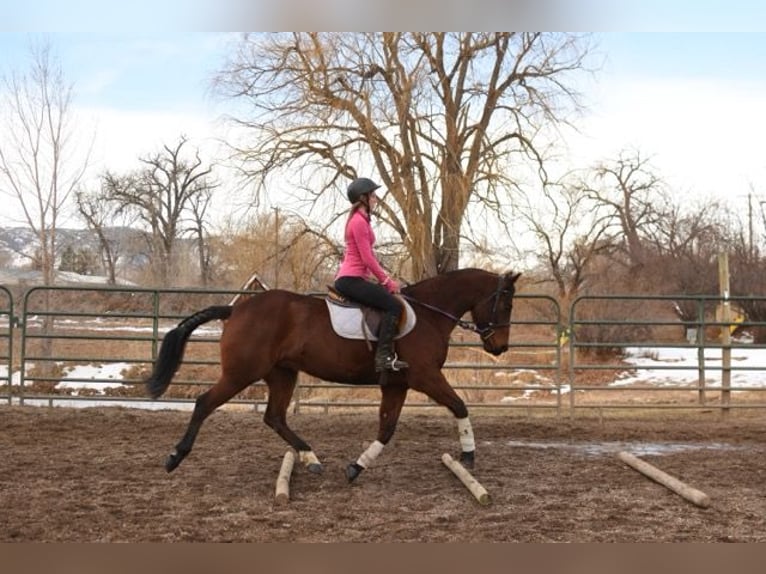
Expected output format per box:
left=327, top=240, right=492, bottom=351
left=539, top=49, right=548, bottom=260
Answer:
left=145, top=268, right=521, bottom=483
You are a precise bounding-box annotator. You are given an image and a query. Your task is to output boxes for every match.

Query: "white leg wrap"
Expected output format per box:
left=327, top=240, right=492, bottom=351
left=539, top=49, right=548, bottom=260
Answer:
left=457, top=417, right=475, bottom=452
left=356, top=440, right=385, bottom=469
left=298, top=450, right=320, bottom=467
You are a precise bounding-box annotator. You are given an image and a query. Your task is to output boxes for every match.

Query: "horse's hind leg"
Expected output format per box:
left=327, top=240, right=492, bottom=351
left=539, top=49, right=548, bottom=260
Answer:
left=165, top=374, right=251, bottom=472
left=410, top=372, right=476, bottom=469
left=346, top=384, right=408, bottom=483
left=263, top=367, right=323, bottom=474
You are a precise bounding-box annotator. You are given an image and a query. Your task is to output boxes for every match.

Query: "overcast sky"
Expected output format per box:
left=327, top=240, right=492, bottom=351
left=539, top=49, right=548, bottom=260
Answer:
left=2, top=4, right=766, bottom=228
left=569, top=32, right=766, bottom=201
left=0, top=32, right=234, bottom=171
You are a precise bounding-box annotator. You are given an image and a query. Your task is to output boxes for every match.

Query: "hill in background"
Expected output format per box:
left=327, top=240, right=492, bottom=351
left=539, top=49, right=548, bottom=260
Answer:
left=0, top=226, right=147, bottom=286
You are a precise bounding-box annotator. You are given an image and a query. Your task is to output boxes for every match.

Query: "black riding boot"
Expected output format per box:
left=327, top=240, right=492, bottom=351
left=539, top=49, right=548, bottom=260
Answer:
left=375, top=312, right=409, bottom=372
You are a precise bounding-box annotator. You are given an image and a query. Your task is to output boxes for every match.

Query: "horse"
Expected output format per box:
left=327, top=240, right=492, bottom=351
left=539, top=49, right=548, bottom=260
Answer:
left=144, top=267, right=521, bottom=483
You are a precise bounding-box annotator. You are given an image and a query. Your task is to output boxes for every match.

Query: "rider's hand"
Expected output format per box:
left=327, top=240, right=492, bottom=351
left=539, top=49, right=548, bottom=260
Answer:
left=383, top=277, right=400, bottom=294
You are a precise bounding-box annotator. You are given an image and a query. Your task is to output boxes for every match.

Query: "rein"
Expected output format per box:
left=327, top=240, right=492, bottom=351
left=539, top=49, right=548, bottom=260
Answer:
left=401, top=274, right=512, bottom=341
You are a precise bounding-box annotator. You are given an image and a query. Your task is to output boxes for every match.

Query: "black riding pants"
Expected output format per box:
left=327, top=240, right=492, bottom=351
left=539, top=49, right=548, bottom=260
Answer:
left=334, top=276, right=403, bottom=318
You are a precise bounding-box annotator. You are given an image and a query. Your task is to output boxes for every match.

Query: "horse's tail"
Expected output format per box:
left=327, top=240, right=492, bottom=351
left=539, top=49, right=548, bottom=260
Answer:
left=145, top=305, right=233, bottom=399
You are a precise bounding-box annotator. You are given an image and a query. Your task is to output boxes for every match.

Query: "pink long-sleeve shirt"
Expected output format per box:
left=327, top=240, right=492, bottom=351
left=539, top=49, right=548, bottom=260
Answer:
left=335, top=210, right=389, bottom=284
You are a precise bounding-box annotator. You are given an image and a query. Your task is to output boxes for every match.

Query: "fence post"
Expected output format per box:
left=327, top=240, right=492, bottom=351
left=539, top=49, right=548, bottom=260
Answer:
left=0, top=287, right=12, bottom=406
left=696, top=299, right=706, bottom=405
left=718, top=253, right=731, bottom=418
left=567, top=302, right=576, bottom=419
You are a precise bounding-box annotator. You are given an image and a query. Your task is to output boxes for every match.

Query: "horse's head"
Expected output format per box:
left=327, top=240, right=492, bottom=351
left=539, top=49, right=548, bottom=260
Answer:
left=470, top=271, right=522, bottom=356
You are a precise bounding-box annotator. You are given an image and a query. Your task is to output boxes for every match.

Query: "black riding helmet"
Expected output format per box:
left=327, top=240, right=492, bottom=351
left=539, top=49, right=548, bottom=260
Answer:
left=347, top=177, right=381, bottom=203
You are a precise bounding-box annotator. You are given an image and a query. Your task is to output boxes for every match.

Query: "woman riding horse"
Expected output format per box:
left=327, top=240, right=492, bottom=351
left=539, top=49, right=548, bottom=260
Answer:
left=145, top=265, right=520, bottom=485
left=333, top=177, right=408, bottom=374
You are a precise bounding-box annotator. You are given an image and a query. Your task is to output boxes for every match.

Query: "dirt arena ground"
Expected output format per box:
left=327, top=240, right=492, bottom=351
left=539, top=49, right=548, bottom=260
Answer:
left=1, top=405, right=766, bottom=542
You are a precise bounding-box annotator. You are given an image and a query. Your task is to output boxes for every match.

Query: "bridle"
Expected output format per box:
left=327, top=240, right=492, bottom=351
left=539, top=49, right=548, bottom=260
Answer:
left=402, top=274, right=513, bottom=341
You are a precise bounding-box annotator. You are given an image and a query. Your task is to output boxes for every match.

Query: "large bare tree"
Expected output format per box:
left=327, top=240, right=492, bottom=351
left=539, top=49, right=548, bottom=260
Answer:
left=515, top=179, right=615, bottom=306
left=215, top=32, right=592, bottom=278
left=581, top=150, right=669, bottom=272
left=0, top=38, right=89, bottom=285
left=101, top=136, right=216, bottom=286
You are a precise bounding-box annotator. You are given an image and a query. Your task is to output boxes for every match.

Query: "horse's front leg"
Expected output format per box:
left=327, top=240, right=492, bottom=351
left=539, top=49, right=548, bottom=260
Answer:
left=346, top=383, right=408, bottom=483
left=410, top=371, right=475, bottom=469
left=456, top=417, right=475, bottom=469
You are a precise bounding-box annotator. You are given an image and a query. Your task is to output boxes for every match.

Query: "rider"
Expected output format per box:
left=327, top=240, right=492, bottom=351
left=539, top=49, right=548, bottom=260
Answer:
left=334, top=177, right=409, bottom=373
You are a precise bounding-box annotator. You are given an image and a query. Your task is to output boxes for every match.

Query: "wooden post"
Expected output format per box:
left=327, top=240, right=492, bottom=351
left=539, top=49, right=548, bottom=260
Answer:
left=441, top=453, right=491, bottom=506
left=618, top=451, right=710, bottom=508
left=275, top=450, right=295, bottom=506
left=718, top=253, right=731, bottom=417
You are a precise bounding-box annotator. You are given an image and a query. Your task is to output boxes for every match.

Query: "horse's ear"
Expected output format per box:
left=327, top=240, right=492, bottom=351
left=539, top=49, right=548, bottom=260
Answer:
left=505, top=271, right=521, bottom=284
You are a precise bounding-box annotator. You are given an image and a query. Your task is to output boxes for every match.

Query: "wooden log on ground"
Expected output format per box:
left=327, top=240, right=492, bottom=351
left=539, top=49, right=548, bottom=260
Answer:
left=275, top=450, right=295, bottom=506
left=441, top=453, right=491, bottom=506
left=617, top=451, right=710, bottom=508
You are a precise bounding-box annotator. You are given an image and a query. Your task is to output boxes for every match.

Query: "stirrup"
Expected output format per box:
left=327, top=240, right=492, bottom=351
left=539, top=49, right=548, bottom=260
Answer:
left=378, top=353, right=409, bottom=372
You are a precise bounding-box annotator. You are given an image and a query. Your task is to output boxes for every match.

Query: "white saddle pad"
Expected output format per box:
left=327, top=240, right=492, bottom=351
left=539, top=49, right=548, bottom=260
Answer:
left=325, top=297, right=416, bottom=340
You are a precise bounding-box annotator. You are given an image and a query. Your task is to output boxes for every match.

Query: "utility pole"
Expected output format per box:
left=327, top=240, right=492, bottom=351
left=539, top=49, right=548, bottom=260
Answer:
left=748, top=192, right=753, bottom=258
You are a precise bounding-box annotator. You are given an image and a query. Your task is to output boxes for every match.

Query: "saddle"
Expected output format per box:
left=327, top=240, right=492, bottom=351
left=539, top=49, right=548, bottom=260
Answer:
left=325, top=286, right=416, bottom=341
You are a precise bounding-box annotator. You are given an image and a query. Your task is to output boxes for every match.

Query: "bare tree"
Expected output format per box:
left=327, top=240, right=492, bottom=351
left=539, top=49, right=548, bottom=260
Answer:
left=725, top=206, right=766, bottom=341
left=642, top=200, right=728, bottom=325
left=0, top=38, right=89, bottom=285
left=515, top=179, right=615, bottom=305
left=102, top=136, right=216, bottom=286
left=582, top=150, right=669, bottom=272
left=75, top=186, right=134, bottom=285
left=651, top=200, right=726, bottom=289
left=214, top=32, right=593, bottom=278
left=188, top=188, right=214, bottom=286
left=214, top=210, right=339, bottom=291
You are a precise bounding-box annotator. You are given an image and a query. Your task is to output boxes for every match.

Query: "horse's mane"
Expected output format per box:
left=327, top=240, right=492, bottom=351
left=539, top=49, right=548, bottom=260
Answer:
left=401, top=268, right=498, bottom=298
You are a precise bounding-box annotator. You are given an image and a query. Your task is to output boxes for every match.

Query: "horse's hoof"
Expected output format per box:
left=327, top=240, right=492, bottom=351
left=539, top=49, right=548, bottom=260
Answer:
left=165, top=453, right=180, bottom=473
left=459, top=451, right=475, bottom=470
left=346, top=462, right=364, bottom=483
left=307, top=463, right=324, bottom=474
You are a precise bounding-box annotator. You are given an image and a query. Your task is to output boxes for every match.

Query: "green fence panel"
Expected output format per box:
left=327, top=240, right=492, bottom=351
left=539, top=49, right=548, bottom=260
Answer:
left=14, top=286, right=562, bottom=413
left=18, top=285, right=255, bottom=408
left=568, top=293, right=766, bottom=415
left=21, top=285, right=766, bottom=417
left=0, top=286, right=13, bottom=404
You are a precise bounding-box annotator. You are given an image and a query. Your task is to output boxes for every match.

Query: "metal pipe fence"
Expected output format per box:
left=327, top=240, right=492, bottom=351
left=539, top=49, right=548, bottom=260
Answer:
left=0, top=286, right=12, bottom=404
left=4, top=285, right=766, bottom=417
left=568, top=294, right=766, bottom=415
left=8, top=285, right=561, bottom=413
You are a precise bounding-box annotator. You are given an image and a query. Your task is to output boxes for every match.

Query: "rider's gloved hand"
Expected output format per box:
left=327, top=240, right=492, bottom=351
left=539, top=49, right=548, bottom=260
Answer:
left=383, top=277, right=400, bottom=294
